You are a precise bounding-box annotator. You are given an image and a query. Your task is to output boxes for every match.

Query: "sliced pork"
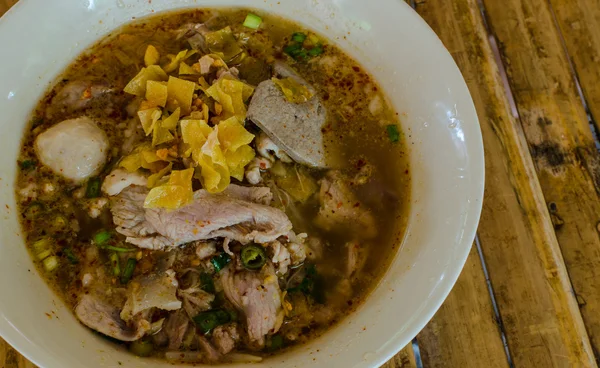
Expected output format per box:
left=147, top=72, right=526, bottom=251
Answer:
left=111, top=185, right=292, bottom=250
left=212, top=323, right=240, bottom=354
left=101, top=168, right=148, bottom=196
left=315, top=171, right=377, bottom=239
left=120, top=270, right=182, bottom=321
left=75, top=294, right=149, bottom=342
left=220, top=262, right=283, bottom=346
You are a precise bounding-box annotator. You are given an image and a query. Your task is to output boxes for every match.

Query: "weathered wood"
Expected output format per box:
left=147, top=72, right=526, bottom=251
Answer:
left=480, top=0, right=600, bottom=363
left=548, top=1, right=600, bottom=355
left=416, top=0, right=596, bottom=366
left=549, top=0, right=600, bottom=127
left=417, top=247, right=508, bottom=368
left=0, top=0, right=17, bottom=17
left=381, top=344, right=417, bottom=368
left=0, top=340, right=36, bottom=368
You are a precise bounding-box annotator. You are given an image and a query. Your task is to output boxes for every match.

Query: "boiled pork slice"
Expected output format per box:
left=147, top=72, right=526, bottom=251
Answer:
left=45, top=80, right=114, bottom=118
left=75, top=294, right=149, bottom=342
left=101, top=168, right=148, bottom=196
left=35, top=116, right=109, bottom=182
left=212, top=323, right=240, bottom=354
left=220, top=262, right=283, bottom=346
left=315, top=171, right=377, bottom=239
left=110, top=185, right=292, bottom=250
left=247, top=62, right=328, bottom=168
left=120, top=270, right=182, bottom=322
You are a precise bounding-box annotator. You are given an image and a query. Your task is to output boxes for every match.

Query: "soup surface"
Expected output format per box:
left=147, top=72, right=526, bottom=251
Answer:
left=15, top=8, right=409, bottom=363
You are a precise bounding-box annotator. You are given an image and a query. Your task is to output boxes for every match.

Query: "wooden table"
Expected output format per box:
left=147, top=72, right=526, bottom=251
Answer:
left=3, top=0, right=600, bottom=366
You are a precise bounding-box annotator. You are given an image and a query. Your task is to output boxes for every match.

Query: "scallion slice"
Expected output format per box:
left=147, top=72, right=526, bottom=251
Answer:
left=120, top=258, right=137, bottom=284
left=109, top=252, right=121, bottom=277
left=210, top=252, right=231, bottom=272
left=240, top=244, right=267, bottom=270
left=42, top=256, right=59, bottom=272
left=192, top=309, right=231, bottom=334
left=243, top=13, right=262, bottom=29
left=85, top=177, right=102, bottom=198
left=63, top=248, right=79, bottom=264
left=386, top=124, right=400, bottom=143
left=291, top=32, right=307, bottom=43
left=93, top=230, right=111, bottom=245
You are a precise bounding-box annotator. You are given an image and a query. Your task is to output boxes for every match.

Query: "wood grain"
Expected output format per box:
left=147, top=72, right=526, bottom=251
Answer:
left=416, top=0, right=596, bottom=366
left=381, top=345, right=417, bottom=368
left=547, top=0, right=600, bottom=355
left=549, top=0, right=600, bottom=126
left=480, top=0, right=600, bottom=363
left=0, top=0, right=17, bottom=17
left=416, top=247, right=508, bottom=368
left=0, top=340, right=35, bottom=368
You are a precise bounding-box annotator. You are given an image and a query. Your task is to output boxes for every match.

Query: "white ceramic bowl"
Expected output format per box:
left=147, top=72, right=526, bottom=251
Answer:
left=0, top=1, right=484, bottom=367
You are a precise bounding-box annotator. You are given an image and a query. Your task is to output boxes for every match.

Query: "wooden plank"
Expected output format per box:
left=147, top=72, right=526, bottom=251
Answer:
left=414, top=0, right=596, bottom=366
left=0, top=0, right=17, bottom=17
left=548, top=1, right=600, bottom=354
left=0, top=340, right=35, bottom=368
left=480, top=0, right=600, bottom=363
left=416, top=247, right=508, bottom=368
left=381, top=344, right=417, bottom=368
left=549, top=0, right=600, bottom=125
left=383, top=257, right=504, bottom=365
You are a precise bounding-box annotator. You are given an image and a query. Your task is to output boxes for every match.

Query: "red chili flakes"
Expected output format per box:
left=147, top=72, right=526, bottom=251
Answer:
left=336, top=202, right=343, bottom=209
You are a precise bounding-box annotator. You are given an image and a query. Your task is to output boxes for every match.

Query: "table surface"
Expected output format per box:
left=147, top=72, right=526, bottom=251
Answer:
left=3, top=0, right=600, bottom=367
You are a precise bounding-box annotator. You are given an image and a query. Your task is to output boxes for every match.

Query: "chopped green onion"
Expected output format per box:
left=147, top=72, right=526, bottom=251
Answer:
left=93, top=230, right=111, bottom=245
left=63, top=248, right=79, bottom=264
left=109, top=252, right=121, bottom=277
left=283, top=43, right=302, bottom=56
left=243, top=13, right=262, bottom=29
left=291, top=32, right=307, bottom=43
left=33, top=237, right=52, bottom=253
left=288, top=264, right=325, bottom=303
left=308, top=46, right=324, bottom=56
left=36, top=249, right=53, bottom=260
left=85, top=177, right=102, bottom=198
left=25, top=202, right=46, bottom=218
left=19, top=160, right=36, bottom=171
left=42, top=256, right=59, bottom=272
left=120, top=258, right=137, bottom=284
left=51, top=214, right=69, bottom=231
left=386, top=124, right=400, bottom=143
left=210, top=252, right=231, bottom=272
left=266, top=334, right=284, bottom=351
left=192, top=309, right=231, bottom=334
left=99, top=245, right=136, bottom=253
left=200, top=273, right=215, bottom=293
left=227, top=309, right=239, bottom=322
left=129, top=339, right=154, bottom=357
left=240, top=244, right=267, bottom=270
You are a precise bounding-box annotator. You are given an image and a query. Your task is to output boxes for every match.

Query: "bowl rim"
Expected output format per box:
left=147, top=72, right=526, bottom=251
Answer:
left=0, top=0, right=485, bottom=367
